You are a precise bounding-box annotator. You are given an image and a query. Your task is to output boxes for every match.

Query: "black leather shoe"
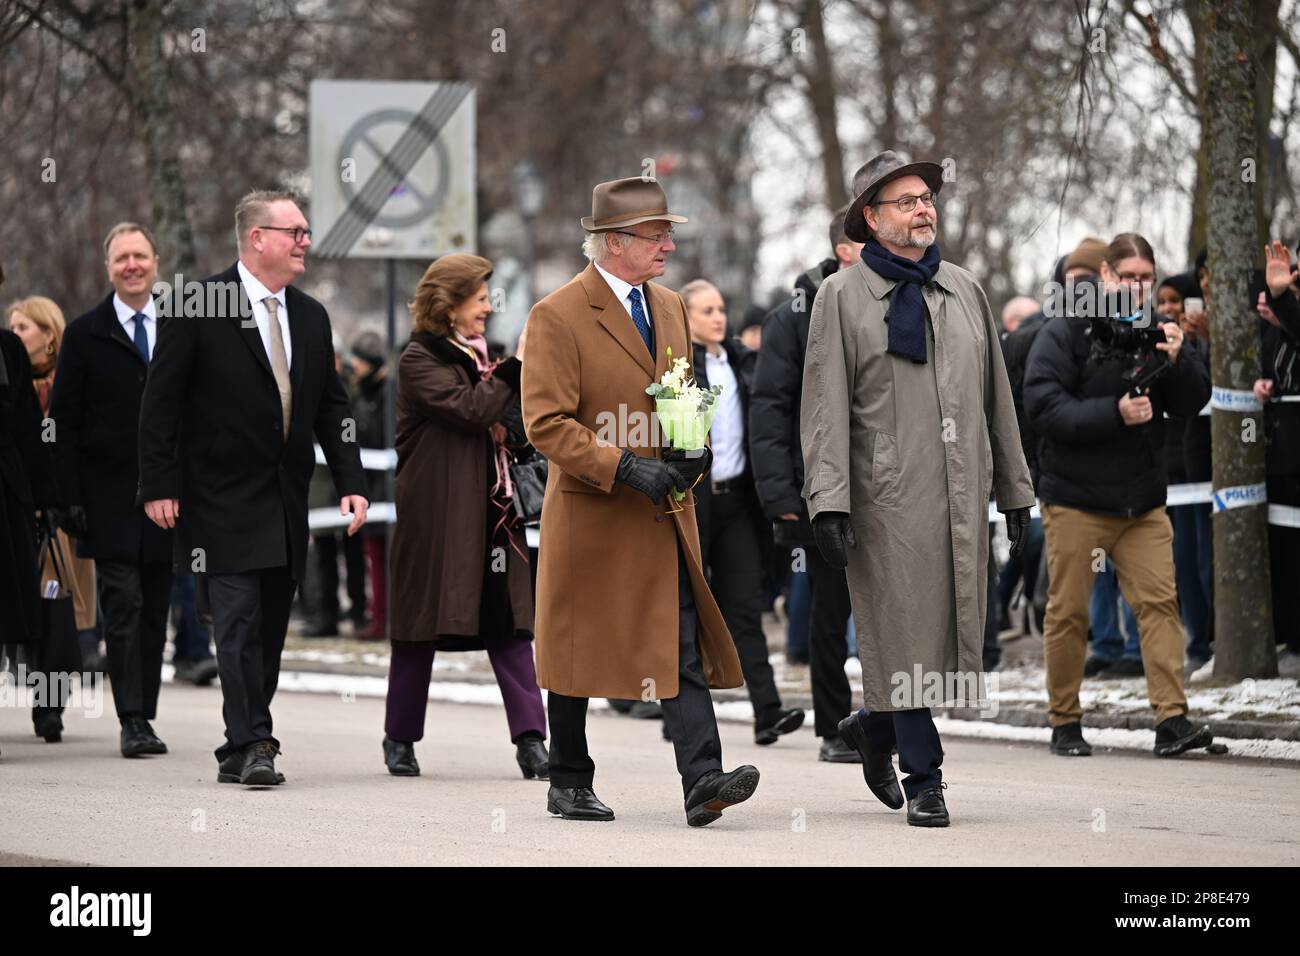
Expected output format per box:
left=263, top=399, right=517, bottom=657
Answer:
left=684, top=765, right=761, bottom=827
left=1103, top=658, right=1144, bottom=678
left=1082, top=656, right=1112, bottom=678
left=33, top=711, right=63, bottom=743
left=755, top=707, right=805, bottom=746
left=120, top=717, right=154, bottom=758
left=174, top=658, right=219, bottom=686
left=547, top=786, right=614, bottom=821
left=836, top=714, right=904, bottom=809
left=1153, top=714, right=1213, bottom=757
left=302, top=616, right=340, bottom=638
left=907, top=785, right=950, bottom=827
left=240, top=741, right=281, bottom=786
left=136, top=718, right=167, bottom=755
left=218, top=751, right=285, bottom=784
left=1050, top=721, right=1093, bottom=756
left=383, top=736, right=420, bottom=776
left=818, top=734, right=862, bottom=763
left=628, top=700, right=664, bottom=720
left=515, top=735, right=549, bottom=779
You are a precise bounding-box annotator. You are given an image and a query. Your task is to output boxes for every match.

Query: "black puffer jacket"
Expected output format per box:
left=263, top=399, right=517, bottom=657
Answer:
left=1024, top=284, right=1211, bottom=517
left=747, top=258, right=838, bottom=523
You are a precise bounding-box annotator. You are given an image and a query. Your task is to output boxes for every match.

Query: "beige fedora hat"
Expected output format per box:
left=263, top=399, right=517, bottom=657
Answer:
left=580, top=177, right=689, bottom=232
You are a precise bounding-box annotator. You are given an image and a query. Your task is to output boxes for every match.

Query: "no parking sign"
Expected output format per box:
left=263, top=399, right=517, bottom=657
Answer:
left=308, top=80, right=476, bottom=259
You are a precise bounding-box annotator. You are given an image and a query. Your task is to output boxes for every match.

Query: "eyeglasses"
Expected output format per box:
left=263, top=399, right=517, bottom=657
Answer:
left=257, top=225, right=313, bottom=244
left=615, top=228, right=676, bottom=246
left=871, top=192, right=936, bottom=214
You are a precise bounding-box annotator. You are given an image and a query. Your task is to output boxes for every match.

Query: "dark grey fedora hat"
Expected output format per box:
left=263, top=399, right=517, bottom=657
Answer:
left=844, top=150, right=944, bottom=244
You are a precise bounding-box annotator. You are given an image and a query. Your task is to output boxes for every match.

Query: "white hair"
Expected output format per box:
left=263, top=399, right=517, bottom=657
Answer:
left=581, top=230, right=630, bottom=263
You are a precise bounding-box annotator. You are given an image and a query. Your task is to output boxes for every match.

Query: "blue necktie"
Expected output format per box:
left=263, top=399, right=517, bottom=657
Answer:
left=627, top=288, right=653, bottom=357
left=131, top=313, right=150, bottom=364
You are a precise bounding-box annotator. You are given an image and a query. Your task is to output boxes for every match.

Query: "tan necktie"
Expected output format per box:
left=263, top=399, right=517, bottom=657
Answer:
left=263, top=296, right=292, bottom=439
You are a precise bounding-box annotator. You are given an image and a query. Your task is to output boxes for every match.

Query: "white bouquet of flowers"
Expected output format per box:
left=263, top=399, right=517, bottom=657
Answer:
left=645, top=348, right=722, bottom=502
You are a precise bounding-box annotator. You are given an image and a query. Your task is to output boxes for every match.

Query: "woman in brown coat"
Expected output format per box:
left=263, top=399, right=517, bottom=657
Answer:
left=383, top=254, right=547, bottom=779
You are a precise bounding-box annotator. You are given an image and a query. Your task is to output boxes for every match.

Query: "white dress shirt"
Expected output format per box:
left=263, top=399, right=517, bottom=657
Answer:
left=703, top=346, right=745, bottom=482
left=593, top=261, right=651, bottom=326
left=112, top=293, right=157, bottom=357
left=237, top=260, right=292, bottom=368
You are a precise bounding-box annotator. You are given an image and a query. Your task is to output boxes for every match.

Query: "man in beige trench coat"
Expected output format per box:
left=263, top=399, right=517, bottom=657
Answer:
left=801, top=152, right=1035, bottom=827
left=522, top=177, right=759, bottom=826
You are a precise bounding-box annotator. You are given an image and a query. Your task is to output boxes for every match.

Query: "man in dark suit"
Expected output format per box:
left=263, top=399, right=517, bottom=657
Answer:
left=748, top=205, right=863, bottom=762
left=50, top=223, right=176, bottom=757
left=138, top=190, right=367, bottom=786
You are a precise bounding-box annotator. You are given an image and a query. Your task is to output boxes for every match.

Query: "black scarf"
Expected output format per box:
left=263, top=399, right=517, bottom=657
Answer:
left=860, top=238, right=942, bottom=364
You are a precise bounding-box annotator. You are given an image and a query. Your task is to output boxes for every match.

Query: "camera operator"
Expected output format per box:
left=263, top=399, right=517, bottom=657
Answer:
left=1024, top=233, right=1215, bottom=759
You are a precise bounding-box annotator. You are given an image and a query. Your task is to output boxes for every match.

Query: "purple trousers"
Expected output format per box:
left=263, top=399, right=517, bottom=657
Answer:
left=385, top=637, right=546, bottom=743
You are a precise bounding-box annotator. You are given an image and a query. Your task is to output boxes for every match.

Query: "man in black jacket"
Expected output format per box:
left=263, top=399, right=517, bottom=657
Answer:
left=139, top=190, right=368, bottom=786
left=1024, top=234, right=1214, bottom=759
left=50, top=223, right=178, bottom=757
left=1257, top=239, right=1300, bottom=651
left=684, top=280, right=804, bottom=747
left=748, top=204, right=862, bottom=762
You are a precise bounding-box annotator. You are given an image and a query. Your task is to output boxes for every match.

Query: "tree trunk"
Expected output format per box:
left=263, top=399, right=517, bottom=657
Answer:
left=801, top=0, right=848, bottom=210
left=1202, top=0, right=1277, bottom=679
left=1252, top=0, right=1280, bottom=240
left=127, top=0, right=197, bottom=274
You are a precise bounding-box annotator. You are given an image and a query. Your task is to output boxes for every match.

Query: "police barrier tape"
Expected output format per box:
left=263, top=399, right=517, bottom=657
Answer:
left=309, top=446, right=1300, bottom=535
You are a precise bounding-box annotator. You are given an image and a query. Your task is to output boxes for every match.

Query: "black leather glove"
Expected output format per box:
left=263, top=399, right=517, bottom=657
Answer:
left=812, top=511, right=856, bottom=570
left=616, top=450, right=686, bottom=503
left=1005, top=507, right=1031, bottom=561
left=59, top=505, right=89, bottom=538
left=662, top=446, right=712, bottom=490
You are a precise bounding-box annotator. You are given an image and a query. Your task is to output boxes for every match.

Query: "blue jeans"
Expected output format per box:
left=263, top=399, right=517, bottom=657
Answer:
left=1170, top=503, right=1213, bottom=662
left=785, top=566, right=811, bottom=658
left=1090, top=561, right=1140, bottom=661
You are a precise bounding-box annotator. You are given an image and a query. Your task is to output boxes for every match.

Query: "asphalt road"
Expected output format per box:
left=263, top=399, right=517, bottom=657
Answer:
left=1, top=684, right=1296, bottom=866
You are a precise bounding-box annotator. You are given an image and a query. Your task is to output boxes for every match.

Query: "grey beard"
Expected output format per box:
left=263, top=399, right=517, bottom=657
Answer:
left=876, top=219, right=935, bottom=250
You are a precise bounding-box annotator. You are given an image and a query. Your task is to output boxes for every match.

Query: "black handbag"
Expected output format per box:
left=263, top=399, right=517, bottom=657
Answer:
left=510, top=454, right=548, bottom=527
left=34, top=528, right=83, bottom=680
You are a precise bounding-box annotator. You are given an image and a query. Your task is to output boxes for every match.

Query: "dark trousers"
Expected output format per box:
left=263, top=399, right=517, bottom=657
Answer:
left=315, top=531, right=367, bottom=620
left=806, top=546, right=853, bottom=737
left=208, top=566, right=295, bottom=760
left=983, top=535, right=1001, bottom=671
left=1268, top=476, right=1300, bottom=647
left=386, top=637, right=546, bottom=743
left=97, top=560, right=172, bottom=720
left=547, top=549, right=723, bottom=795
left=170, top=572, right=213, bottom=663
left=854, top=707, right=944, bottom=798
left=703, top=491, right=780, bottom=717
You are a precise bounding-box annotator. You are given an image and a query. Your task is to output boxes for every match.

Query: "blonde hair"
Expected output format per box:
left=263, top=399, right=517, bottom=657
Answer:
left=103, top=222, right=158, bottom=260
left=679, top=279, right=719, bottom=311
left=5, top=295, right=67, bottom=357
left=409, top=254, right=494, bottom=336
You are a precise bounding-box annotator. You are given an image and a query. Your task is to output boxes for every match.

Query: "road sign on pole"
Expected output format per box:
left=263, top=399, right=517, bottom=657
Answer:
left=309, top=80, right=476, bottom=259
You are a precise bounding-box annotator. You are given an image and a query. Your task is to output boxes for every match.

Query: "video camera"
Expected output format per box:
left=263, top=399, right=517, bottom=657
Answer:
left=1085, top=309, right=1170, bottom=399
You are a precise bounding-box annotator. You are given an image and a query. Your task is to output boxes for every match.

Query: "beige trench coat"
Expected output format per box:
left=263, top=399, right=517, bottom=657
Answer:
left=801, top=258, right=1033, bottom=710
